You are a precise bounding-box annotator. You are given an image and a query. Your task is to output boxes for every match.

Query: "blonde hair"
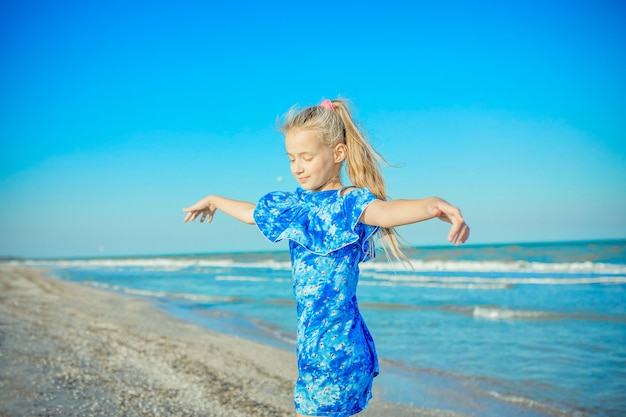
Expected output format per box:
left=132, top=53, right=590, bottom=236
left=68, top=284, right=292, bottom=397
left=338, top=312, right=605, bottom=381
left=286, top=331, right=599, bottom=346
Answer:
left=280, top=98, right=407, bottom=262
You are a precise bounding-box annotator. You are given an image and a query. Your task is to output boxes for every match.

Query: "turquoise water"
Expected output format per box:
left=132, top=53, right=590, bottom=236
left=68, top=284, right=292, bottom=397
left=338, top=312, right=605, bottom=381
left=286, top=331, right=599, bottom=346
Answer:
left=13, top=240, right=626, bottom=417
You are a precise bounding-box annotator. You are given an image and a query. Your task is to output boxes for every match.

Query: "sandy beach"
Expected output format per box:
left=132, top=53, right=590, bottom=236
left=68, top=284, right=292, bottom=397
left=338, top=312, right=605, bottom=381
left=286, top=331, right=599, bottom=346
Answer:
left=0, top=265, right=467, bottom=417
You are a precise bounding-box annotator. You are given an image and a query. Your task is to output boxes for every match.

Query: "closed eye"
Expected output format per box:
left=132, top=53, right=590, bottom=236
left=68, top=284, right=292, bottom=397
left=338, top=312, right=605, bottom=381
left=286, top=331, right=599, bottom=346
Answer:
left=286, top=152, right=316, bottom=163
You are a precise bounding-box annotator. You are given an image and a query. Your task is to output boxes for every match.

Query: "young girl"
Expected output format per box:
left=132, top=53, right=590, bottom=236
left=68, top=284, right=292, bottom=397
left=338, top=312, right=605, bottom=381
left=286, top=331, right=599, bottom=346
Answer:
left=183, top=98, right=469, bottom=417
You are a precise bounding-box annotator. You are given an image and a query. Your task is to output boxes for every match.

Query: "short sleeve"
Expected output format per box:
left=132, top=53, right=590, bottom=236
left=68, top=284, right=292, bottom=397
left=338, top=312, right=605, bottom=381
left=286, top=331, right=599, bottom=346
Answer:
left=253, top=188, right=379, bottom=261
left=253, top=191, right=302, bottom=243
left=342, top=188, right=380, bottom=262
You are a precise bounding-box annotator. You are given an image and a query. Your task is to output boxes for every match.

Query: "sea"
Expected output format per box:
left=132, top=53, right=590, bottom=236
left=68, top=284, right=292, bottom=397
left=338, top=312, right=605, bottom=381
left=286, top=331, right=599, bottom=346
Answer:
left=8, top=239, right=626, bottom=417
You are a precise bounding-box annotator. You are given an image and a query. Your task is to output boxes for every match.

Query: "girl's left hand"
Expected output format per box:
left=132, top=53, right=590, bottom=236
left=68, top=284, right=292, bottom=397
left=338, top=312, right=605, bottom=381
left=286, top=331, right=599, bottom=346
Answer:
left=432, top=201, right=470, bottom=245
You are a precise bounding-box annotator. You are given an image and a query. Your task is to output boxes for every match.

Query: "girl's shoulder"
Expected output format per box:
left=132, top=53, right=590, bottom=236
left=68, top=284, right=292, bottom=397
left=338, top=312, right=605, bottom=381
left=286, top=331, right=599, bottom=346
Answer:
left=339, top=186, right=378, bottom=207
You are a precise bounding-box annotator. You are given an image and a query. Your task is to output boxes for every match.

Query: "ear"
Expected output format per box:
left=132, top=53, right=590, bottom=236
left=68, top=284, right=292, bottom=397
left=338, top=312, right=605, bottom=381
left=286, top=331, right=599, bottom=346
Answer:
left=334, top=143, right=347, bottom=163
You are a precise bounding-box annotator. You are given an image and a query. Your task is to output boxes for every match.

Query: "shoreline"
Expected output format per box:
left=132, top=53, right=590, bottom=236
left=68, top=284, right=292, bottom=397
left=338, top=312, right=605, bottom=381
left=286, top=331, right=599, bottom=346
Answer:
left=0, top=265, right=466, bottom=417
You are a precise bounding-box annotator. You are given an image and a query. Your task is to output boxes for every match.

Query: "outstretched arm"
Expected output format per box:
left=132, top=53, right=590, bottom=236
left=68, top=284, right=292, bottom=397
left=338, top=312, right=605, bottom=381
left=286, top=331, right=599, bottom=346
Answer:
left=182, top=195, right=256, bottom=225
left=361, top=197, right=470, bottom=245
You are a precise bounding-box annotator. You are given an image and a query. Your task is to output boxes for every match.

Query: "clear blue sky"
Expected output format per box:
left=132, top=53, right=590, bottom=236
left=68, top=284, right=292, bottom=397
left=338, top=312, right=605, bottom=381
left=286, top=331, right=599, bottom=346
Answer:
left=1, top=0, right=625, bottom=258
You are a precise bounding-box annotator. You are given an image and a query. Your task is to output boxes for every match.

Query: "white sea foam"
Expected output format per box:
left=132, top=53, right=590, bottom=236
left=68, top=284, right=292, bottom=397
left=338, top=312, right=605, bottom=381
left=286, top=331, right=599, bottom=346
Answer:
left=359, top=280, right=512, bottom=290
left=10, top=257, right=626, bottom=275
left=216, top=275, right=270, bottom=282
left=472, top=306, right=553, bottom=320
left=365, top=272, right=626, bottom=286
left=457, top=305, right=624, bottom=322
left=84, top=281, right=242, bottom=303
left=215, top=275, right=291, bottom=283
left=485, top=389, right=580, bottom=417
left=13, top=257, right=293, bottom=271
left=362, top=259, right=626, bottom=274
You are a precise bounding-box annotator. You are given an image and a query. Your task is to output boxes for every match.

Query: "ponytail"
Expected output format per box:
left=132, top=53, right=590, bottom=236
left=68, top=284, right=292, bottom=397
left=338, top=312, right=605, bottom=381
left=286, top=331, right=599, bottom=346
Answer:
left=332, top=100, right=407, bottom=263
left=281, top=98, right=408, bottom=263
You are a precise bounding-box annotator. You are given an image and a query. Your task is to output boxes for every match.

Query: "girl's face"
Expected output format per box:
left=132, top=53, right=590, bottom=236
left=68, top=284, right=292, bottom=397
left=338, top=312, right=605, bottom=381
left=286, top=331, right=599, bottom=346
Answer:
left=285, top=129, right=345, bottom=192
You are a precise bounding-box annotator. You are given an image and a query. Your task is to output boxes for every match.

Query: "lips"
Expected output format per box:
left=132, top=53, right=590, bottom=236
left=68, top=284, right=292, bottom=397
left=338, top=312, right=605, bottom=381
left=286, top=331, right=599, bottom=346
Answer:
left=297, top=176, right=310, bottom=183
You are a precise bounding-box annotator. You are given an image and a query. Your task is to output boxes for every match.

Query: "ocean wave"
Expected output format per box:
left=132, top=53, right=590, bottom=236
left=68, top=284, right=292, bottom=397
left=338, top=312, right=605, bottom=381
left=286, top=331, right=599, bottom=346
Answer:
left=359, top=280, right=513, bottom=290
left=215, top=275, right=291, bottom=283
left=84, top=281, right=246, bottom=303
left=485, top=389, right=585, bottom=417
left=248, top=317, right=297, bottom=346
left=356, top=302, right=617, bottom=322
left=448, top=305, right=626, bottom=323
left=13, top=257, right=293, bottom=271
left=13, top=257, right=626, bottom=275
left=215, top=275, right=270, bottom=282
left=365, top=273, right=626, bottom=286
left=471, top=306, right=559, bottom=320
left=362, top=259, right=626, bottom=275
left=84, top=281, right=625, bottom=324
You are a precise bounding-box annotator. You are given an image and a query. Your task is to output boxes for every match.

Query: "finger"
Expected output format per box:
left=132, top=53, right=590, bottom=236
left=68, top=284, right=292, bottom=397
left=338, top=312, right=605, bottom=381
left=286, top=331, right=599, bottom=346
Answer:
left=456, top=227, right=465, bottom=245
left=448, top=221, right=462, bottom=243
left=449, top=217, right=467, bottom=245
left=462, top=225, right=470, bottom=244
left=455, top=224, right=470, bottom=245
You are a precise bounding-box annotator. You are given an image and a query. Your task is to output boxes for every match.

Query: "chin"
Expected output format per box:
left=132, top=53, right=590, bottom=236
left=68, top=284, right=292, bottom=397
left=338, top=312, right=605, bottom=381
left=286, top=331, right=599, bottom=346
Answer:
left=301, top=183, right=322, bottom=192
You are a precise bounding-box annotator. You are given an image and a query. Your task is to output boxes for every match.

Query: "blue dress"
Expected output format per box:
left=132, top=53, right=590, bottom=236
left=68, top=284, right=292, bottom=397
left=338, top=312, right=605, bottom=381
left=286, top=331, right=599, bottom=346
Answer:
left=254, top=187, right=380, bottom=417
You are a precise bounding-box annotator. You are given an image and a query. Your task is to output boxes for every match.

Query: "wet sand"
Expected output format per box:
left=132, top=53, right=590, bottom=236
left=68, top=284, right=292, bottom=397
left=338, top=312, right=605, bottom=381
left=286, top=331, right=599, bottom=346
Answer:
left=0, top=265, right=467, bottom=417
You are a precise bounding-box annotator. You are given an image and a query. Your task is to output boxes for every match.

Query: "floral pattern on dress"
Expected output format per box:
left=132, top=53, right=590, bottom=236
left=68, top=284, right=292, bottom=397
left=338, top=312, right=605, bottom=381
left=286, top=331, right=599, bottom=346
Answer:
left=254, top=187, right=380, bottom=417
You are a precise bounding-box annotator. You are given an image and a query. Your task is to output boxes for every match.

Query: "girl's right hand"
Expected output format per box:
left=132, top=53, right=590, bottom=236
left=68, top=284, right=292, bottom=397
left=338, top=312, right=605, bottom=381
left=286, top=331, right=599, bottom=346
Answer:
left=182, top=195, right=256, bottom=225
left=182, top=197, right=217, bottom=224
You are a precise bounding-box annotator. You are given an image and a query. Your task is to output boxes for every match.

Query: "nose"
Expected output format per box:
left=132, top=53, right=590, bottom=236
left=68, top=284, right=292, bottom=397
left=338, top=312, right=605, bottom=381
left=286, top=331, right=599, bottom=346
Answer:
left=292, top=160, right=304, bottom=175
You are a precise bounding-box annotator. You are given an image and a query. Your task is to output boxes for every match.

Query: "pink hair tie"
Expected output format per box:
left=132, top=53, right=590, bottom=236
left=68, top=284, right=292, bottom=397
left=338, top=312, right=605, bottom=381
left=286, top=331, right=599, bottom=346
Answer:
left=320, top=99, right=336, bottom=110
